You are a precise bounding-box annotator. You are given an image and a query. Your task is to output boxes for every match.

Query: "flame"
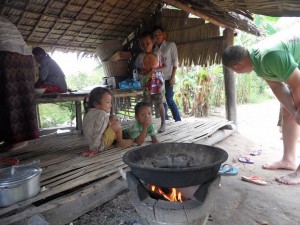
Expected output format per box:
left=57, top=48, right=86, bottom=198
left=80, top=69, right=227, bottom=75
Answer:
left=150, top=185, right=183, bottom=202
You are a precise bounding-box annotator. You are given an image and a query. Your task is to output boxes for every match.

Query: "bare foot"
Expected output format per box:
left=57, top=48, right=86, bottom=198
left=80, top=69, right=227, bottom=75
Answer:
left=118, top=139, right=133, bottom=148
left=158, top=123, right=165, bottom=133
left=275, top=171, right=300, bottom=185
left=9, top=141, right=28, bottom=151
left=262, top=160, right=297, bottom=171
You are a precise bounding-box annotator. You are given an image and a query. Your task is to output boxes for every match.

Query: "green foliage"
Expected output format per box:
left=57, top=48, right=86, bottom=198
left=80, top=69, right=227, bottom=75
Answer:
left=236, top=72, right=270, bottom=104
left=254, top=15, right=279, bottom=35
left=174, top=65, right=226, bottom=117
left=39, top=103, right=75, bottom=128
left=66, top=63, right=104, bottom=90
left=173, top=64, right=271, bottom=117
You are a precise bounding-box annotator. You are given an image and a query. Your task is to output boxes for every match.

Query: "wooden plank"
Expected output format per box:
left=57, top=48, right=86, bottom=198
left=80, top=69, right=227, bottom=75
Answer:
left=43, top=159, right=125, bottom=188
left=0, top=172, right=126, bottom=225
left=41, top=146, right=130, bottom=180
left=108, top=51, right=132, bottom=61
left=42, top=178, right=128, bottom=225
left=0, top=164, right=127, bottom=217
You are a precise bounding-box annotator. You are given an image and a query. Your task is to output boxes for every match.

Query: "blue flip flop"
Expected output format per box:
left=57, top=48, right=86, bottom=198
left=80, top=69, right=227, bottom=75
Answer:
left=218, top=164, right=238, bottom=176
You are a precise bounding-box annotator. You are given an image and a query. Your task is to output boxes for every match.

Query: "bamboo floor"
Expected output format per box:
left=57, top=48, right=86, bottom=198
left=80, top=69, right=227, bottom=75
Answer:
left=0, top=118, right=234, bottom=225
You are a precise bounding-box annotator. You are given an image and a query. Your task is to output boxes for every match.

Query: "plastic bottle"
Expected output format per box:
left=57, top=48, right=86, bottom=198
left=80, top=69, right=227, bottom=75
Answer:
left=133, top=69, right=138, bottom=81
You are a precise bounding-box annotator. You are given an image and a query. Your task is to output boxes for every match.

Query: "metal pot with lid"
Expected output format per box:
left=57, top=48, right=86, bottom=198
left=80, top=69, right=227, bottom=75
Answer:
left=0, top=165, right=42, bottom=207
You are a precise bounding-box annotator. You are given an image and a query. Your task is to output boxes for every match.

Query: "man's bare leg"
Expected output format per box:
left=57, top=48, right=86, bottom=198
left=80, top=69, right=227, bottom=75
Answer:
left=158, top=103, right=166, bottom=133
left=276, top=164, right=300, bottom=185
left=263, top=107, right=298, bottom=170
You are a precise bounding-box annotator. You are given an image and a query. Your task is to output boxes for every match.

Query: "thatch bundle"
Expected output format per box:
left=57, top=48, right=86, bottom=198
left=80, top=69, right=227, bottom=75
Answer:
left=167, top=23, right=220, bottom=44
left=165, top=20, right=221, bottom=66
left=177, top=38, right=223, bottom=66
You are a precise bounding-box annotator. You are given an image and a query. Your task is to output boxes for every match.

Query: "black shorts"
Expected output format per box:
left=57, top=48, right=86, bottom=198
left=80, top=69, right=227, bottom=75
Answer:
left=150, top=93, right=164, bottom=104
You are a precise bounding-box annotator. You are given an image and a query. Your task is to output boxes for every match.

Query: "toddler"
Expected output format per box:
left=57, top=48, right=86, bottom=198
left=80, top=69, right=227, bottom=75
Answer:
left=123, top=101, right=160, bottom=145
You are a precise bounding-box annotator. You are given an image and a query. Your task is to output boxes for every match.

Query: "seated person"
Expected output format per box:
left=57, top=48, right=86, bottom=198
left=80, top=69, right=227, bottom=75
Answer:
left=82, top=87, right=132, bottom=156
left=123, top=101, right=160, bottom=145
left=32, top=47, right=67, bottom=93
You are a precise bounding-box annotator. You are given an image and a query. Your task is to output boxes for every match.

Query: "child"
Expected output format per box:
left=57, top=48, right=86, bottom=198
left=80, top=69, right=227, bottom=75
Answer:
left=134, top=31, right=166, bottom=133
left=123, top=101, right=160, bottom=145
left=82, top=87, right=132, bottom=156
left=146, top=69, right=164, bottom=96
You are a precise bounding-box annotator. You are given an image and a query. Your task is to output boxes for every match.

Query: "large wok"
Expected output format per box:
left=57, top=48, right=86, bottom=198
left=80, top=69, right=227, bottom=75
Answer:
left=123, top=143, right=228, bottom=188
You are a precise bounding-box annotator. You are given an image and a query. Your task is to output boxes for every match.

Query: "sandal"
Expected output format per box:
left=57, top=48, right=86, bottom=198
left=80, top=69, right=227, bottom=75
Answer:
left=81, top=149, right=99, bottom=157
left=250, top=149, right=262, bottom=156
left=218, top=164, right=238, bottom=176
left=238, top=156, right=254, bottom=164
left=241, top=175, right=268, bottom=186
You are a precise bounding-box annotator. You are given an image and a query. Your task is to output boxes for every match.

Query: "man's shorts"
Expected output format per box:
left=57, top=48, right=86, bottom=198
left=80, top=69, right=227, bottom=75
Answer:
left=102, top=126, right=116, bottom=149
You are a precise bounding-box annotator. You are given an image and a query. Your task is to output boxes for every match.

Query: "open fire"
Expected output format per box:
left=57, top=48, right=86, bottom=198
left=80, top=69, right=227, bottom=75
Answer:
left=149, top=185, right=183, bottom=202
left=123, top=143, right=228, bottom=225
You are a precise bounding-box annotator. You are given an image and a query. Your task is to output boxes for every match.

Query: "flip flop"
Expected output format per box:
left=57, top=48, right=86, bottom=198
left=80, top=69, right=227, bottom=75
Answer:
left=241, top=175, right=268, bottom=186
left=238, top=156, right=254, bottom=164
left=250, top=149, right=262, bottom=156
left=80, top=149, right=99, bottom=157
left=218, top=164, right=238, bottom=176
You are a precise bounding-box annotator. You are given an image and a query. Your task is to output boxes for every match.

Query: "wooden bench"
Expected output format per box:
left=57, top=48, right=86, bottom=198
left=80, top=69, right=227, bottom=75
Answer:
left=35, top=89, right=144, bottom=131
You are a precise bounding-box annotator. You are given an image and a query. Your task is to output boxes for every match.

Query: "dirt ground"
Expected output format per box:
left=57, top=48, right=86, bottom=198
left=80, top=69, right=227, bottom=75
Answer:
left=71, top=99, right=300, bottom=225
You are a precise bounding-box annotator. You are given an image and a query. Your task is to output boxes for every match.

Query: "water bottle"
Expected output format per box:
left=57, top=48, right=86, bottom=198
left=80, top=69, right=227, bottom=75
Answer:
left=133, top=69, right=138, bottom=81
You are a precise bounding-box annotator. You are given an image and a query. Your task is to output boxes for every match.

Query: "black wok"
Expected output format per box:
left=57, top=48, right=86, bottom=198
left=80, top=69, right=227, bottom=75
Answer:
left=123, top=143, right=228, bottom=188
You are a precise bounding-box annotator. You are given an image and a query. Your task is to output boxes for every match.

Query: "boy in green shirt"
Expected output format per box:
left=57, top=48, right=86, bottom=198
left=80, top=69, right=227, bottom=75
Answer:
left=124, top=101, right=160, bottom=145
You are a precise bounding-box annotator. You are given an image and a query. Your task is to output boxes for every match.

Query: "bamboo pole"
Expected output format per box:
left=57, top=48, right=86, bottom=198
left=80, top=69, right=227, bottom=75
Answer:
left=162, top=0, right=232, bottom=30
left=223, top=28, right=237, bottom=125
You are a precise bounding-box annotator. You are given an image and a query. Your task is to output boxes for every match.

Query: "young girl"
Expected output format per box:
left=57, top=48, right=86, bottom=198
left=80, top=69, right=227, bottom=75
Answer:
left=82, top=87, right=132, bottom=156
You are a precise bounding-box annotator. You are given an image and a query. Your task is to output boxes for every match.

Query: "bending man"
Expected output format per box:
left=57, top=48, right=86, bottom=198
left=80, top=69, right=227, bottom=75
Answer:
left=222, top=25, right=300, bottom=185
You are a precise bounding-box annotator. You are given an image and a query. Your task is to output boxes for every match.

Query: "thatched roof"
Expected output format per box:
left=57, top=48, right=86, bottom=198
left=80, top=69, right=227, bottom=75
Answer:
left=1, top=0, right=299, bottom=65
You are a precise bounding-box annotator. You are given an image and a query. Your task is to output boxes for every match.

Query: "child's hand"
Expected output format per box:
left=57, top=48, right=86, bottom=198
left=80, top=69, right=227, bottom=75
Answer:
left=143, top=117, right=151, bottom=129
left=294, top=107, right=300, bottom=125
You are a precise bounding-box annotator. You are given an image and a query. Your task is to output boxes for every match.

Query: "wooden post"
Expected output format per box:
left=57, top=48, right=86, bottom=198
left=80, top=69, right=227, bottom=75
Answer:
left=36, top=104, right=41, bottom=129
left=223, top=28, right=237, bottom=125
left=75, top=100, right=82, bottom=132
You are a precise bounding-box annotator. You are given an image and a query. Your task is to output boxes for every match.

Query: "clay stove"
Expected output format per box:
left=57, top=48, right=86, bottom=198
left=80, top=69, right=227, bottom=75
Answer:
left=123, top=143, right=228, bottom=225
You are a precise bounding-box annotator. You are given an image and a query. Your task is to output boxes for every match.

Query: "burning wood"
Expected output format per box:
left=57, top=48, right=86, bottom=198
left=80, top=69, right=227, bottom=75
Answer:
left=150, top=185, right=183, bottom=202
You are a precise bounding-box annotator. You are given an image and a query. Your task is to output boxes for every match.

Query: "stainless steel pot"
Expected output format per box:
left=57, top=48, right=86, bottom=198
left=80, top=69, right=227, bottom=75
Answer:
left=0, top=165, right=42, bottom=207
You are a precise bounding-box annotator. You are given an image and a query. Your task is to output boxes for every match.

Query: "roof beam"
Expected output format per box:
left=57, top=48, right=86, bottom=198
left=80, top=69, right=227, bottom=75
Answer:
left=27, top=41, right=95, bottom=52
left=162, top=0, right=232, bottom=29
